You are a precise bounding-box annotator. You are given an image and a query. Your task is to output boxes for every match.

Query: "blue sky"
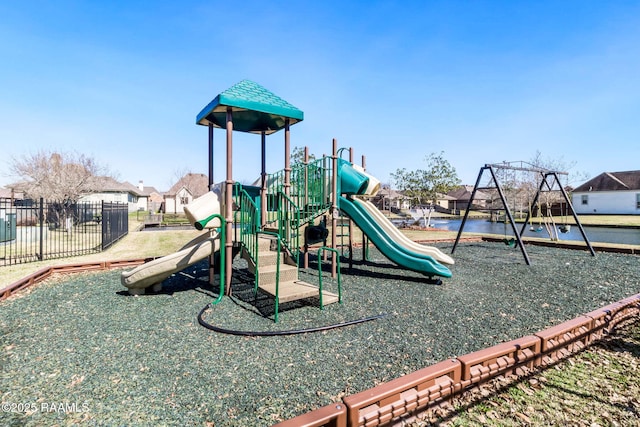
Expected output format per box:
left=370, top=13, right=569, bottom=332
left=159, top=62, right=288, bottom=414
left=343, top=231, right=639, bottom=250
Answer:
left=1, top=1, right=639, bottom=191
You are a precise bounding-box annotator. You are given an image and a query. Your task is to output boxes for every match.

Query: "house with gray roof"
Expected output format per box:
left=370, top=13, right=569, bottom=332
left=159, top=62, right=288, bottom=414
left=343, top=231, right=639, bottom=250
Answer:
left=79, top=177, right=134, bottom=209
left=4, top=177, right=159, bottom=212
left=572, top=170, right=640, bottom=215
left=371, top=186, right=413, bottom=211
left=447, top=185, right=492, bottom=212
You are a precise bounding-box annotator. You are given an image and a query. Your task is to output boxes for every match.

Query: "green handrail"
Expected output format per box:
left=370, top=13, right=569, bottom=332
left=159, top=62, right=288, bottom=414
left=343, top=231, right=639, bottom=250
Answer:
left=296, top=156, right=332, bottom=219
left=207, top=214, right=226, bottom=305
left=233, top=183, right=260, bottom=264
left=194, top=212, right=221, bottom=231
left=257, top=230, right=282, bottom=322
left=316, top=246, right=342, bottom=309
left=336, top=147, right=350, bottom=160
left=233, top=158, right=342, bottom=321
left=265, top=156, right=333, bottom=227
left=277, top=191, right=301, bottom=267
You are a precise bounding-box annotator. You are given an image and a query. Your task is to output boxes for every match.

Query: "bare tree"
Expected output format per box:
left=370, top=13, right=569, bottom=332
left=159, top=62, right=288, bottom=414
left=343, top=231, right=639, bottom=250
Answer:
left=10, top=150, right=112, bottom=202
left=9, top=150, right=114, bottom=231
left=529, top=150, right=588, bottom=188
left=523, top=151, right=588, bottom=213
left=485, top=153, right=588, bottom=223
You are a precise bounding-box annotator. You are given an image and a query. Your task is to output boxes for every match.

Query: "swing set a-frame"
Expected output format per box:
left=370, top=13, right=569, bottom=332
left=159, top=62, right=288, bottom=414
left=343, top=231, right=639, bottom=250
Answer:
left=451, top=162, right=596, bottom=265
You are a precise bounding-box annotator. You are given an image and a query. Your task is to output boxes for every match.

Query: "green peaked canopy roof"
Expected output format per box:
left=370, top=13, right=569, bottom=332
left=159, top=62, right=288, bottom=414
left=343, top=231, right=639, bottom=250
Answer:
left=196, top=80, right=304, bottom=135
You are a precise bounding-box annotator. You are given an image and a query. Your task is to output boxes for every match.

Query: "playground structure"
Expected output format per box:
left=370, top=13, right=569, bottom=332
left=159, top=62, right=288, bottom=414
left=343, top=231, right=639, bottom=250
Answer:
left=121, top=80, right=453, bottom=321
left=451, top=162, right=595, bottom=264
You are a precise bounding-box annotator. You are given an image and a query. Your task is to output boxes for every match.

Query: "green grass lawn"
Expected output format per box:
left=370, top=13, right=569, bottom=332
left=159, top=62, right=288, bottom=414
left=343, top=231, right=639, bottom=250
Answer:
left=416, top=320, right=640, bottom=426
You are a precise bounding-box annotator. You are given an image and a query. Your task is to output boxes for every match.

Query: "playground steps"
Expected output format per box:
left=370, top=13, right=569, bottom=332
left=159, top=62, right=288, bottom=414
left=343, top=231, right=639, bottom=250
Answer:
left=246, top=236, right=339, bottom=306
left=259, top=280, right=339, bottom=305
left=257, top=263, right=299, bottom=284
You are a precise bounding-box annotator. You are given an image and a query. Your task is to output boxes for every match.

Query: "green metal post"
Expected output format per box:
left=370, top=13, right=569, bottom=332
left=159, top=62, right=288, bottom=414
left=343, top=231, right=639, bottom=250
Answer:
left=207, top=214, right=226, bottom=305
left=257, top=231, right=282, bottom=322
left=317, top=246, right=342, bottom=309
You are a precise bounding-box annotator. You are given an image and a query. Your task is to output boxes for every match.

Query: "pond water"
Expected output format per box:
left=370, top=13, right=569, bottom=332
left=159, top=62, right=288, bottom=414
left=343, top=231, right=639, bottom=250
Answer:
left=407, top=218, right=640, bottom=246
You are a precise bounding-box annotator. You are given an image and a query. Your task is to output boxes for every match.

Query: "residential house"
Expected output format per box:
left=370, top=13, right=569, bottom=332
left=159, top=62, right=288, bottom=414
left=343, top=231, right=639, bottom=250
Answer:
left=372, top=187, right=455, bottom=215
left=79, top=177, right=144, bottom=212
left=446, top=185, right=492, bottom=213
left=133, top=180, right=163, bottom=212
left=163, top=173, right=209, bottom=214
left=3, top=178, right=161, bottom=213
left=572, top=170, right=640, bottom=215
left=372, top=186, right=412, bottom=212
left=432, top=193, right=455, bottom=212
left=0, top=187, right=25, bottom=201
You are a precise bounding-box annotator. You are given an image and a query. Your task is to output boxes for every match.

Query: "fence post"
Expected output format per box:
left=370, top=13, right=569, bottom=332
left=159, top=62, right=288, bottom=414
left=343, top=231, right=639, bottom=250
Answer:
left=100, top=200, right=104, bottom=251
left=38, top=197, right=44, bottom=261
left=101, top=200, right=106, bottom=251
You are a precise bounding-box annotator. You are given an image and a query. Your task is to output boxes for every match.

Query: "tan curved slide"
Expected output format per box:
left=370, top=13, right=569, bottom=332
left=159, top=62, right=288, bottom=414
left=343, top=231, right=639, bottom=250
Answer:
left=354, top=198, right=454, bottom=265
left=351, top=164, right=381, bottom=196
left=121, top=231, right=220, bottom=295
left=183, top=190, right=222, bottom=229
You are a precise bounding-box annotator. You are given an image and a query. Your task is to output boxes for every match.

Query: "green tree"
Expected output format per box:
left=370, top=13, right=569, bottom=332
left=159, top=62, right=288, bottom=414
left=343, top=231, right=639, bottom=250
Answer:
left=391, top=151, right=461, bottom=207
left=288, top=147, right=323, bottom=200
left=391, top=152, right=460, bottom=226
left=291, top=146, right=316, bottom=167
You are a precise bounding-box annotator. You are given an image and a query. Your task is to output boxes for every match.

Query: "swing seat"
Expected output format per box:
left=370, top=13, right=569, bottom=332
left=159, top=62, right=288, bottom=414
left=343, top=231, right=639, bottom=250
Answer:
left=503, top=238, right=516, bottom=247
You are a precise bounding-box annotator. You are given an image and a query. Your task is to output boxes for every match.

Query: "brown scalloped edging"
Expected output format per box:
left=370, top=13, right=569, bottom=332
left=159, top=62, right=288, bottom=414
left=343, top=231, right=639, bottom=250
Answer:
left=481, top=236, right=639, bottom=255
left=0, top=258, right=155, bottom=300
left=274, top=294, right=640, bottom=427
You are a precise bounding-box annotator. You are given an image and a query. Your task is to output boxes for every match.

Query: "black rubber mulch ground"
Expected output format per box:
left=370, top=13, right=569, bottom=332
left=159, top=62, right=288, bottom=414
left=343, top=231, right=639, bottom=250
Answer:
left=1, top=242, right=638, bottom=426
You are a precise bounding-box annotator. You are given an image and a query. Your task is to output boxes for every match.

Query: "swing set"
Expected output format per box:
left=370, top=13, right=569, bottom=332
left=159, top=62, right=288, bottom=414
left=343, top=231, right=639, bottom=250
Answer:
left=531, top=201, right=568, bottom=240
left=452, top=162, right=595, bottom=265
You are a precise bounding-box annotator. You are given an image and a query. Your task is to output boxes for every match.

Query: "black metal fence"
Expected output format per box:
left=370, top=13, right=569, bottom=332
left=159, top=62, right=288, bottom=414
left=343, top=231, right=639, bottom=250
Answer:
left=0, top=198, right=129, bottom=267
left=101, top=202, right=128, bottom=250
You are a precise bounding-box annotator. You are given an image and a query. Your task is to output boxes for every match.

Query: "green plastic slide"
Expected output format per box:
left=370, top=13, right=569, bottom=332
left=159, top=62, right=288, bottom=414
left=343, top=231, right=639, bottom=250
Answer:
left=338, top=158, right=370, bottom=195
left=354, top=198, right=454, bottom=265
left=338, top=196, right=452, bottom=278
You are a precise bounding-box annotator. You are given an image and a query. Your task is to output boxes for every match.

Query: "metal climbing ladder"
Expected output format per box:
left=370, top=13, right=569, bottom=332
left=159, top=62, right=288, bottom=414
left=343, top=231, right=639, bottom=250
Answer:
left=335, top=214, right=352, bottom=264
